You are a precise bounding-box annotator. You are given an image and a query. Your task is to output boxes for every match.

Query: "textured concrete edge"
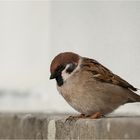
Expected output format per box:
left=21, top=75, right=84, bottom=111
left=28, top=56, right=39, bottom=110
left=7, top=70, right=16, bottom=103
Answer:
left=0, top=113, right=140, bottom=139
left=47, top=119, right=56, bottom=139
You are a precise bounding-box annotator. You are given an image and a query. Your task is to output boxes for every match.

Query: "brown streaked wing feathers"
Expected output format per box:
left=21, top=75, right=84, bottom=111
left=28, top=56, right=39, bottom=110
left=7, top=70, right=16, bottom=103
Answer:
left=82, top=58, right=137, bottom=91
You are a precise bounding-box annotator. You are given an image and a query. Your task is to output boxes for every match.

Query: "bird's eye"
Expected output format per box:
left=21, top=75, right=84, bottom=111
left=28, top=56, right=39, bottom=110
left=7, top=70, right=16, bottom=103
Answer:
left=51, top=64, right=66, bottom=78
left=55, top=64, right=66, bottom=73
left=66, top=63, right=77, bottom=74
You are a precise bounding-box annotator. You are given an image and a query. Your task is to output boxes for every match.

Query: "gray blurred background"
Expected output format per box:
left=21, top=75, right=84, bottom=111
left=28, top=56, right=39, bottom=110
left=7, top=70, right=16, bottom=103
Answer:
left=0, top=0, right=140, bottom=115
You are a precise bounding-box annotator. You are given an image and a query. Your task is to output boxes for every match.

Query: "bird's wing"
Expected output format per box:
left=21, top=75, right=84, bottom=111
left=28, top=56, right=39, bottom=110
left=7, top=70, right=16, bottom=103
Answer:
left=81, top=58, right=137, bottom=91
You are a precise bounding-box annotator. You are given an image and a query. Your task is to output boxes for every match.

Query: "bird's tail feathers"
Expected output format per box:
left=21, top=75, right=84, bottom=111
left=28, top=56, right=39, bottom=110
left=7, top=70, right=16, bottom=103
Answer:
left=128, top=91, right=140, bottom=103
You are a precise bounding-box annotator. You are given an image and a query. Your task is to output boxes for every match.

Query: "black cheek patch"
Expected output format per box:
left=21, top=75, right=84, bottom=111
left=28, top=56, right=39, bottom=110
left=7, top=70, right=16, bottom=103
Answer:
left=66, top=63, right=77, bottom=74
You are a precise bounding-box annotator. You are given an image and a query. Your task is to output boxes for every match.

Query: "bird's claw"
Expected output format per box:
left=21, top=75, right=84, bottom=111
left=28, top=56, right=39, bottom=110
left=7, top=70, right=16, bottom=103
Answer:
left=65, top=116, right=78, bottom=123
left=65, top=114, right=85, bottom=123
left=65, top=112, right=104, bottom=123
left=89, top=112, right=105, bottom=119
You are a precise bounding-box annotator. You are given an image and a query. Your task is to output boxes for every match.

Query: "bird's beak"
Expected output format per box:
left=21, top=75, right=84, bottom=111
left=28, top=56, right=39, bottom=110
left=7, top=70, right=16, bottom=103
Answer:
left=50, top=64, right=65, bottom=80
left=50, top=73, right=55, bottom=79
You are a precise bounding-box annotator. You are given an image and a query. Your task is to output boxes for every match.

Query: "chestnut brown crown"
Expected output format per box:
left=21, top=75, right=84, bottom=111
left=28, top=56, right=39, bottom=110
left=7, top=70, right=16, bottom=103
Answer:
left=50, top=52, right=79, bottom=76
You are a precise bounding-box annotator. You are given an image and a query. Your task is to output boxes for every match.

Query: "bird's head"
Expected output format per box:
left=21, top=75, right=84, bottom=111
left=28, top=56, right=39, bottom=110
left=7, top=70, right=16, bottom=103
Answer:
left=50, top=52, right=80, bottom=86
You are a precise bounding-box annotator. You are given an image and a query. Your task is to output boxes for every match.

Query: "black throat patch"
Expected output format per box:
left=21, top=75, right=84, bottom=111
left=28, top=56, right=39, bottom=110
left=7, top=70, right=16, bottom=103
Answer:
left=56, top=75, right=64, bottom=86
left=54, top=65, right=65, bottom=87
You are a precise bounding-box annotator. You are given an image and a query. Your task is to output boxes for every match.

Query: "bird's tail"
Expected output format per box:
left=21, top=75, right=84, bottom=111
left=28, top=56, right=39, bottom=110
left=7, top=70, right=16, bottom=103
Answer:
left=128, top=91, right=140, bottom=102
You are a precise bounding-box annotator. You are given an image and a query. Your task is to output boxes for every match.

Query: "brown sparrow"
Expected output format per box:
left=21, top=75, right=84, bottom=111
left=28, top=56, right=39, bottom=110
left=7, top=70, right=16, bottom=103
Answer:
left=50, top=52, right=140, bottom=119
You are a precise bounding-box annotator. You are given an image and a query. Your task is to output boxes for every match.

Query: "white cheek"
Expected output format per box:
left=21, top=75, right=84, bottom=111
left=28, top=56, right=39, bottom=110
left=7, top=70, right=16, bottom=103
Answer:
left=61, top=60, right=82, bottom=82
left=61, top=69, right=71, bottom=81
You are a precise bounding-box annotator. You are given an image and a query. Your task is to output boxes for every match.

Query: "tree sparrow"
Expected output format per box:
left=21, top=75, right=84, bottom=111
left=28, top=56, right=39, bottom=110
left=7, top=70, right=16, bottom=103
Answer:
left=50, top=52, right=140, bottom=119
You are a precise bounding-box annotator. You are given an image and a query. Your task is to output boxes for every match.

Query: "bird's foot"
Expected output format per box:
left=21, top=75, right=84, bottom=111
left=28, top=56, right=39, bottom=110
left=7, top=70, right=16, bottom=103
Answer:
left=88, top=112, right=104, bottom=119
left=65, top=112, right=104, bottom=123
left=65, top=114, right=86, bottom=123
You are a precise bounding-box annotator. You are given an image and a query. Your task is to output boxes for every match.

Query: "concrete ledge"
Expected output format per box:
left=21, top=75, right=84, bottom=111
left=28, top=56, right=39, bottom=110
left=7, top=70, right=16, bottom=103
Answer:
left=0, top=113, right=140, bottom=139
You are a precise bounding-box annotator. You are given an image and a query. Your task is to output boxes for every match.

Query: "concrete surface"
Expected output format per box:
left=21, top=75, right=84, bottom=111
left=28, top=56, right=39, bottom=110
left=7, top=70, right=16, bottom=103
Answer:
left=0, top=113, right=140, bottom=139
